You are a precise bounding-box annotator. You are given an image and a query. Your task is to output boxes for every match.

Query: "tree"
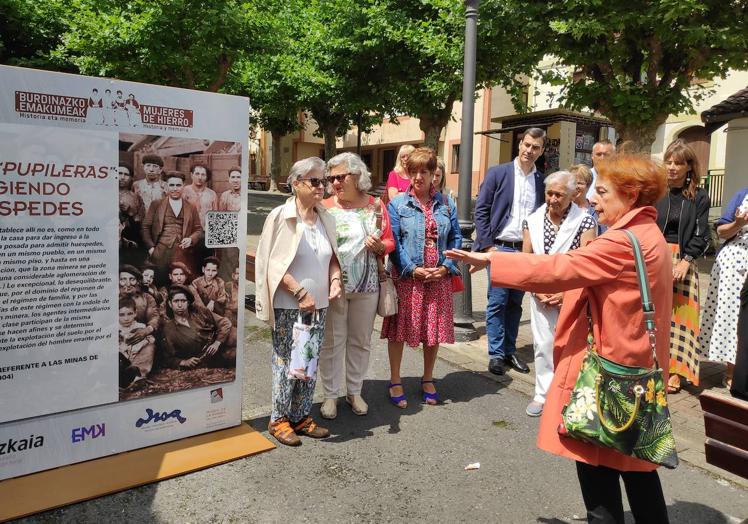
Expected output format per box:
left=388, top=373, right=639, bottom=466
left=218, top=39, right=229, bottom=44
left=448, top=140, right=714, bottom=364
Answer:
left=0, top=0, right=76, bottom=72
left=518, top=0, right=748, bottom=151
left=55, top=0, right=255, bottom=92
left=370, top=0, right=545, bottom=150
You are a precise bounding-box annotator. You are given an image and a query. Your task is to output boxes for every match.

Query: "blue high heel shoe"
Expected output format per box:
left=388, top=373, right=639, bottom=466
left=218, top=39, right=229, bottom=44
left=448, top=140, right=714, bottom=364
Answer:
left=421, top=379, right=439, bottom=405
left=387, top=383, right=407, bottom=409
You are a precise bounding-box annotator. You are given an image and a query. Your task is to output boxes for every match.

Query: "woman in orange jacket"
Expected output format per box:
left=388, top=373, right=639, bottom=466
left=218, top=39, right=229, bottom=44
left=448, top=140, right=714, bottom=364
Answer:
left=448, top=154, right=672, bottom=523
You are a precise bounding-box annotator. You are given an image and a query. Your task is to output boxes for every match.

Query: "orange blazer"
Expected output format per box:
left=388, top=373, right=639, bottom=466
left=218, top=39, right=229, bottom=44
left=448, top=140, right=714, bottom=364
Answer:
left=489, top=206, right=672, bottom=471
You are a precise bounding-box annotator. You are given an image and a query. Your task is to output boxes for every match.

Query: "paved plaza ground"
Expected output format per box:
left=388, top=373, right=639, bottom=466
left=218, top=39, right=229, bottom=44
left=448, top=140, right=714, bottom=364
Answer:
left=15, top=193, right=747, bottom=523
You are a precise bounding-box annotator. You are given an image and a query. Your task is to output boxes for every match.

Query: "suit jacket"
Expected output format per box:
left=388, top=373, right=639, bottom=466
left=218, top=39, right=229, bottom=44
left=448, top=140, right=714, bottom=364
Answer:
left=142, top=198, right=203, bottom=249
left=474, top=161, right=544, bottom=252
left=489, top=206, right=672, bottom=472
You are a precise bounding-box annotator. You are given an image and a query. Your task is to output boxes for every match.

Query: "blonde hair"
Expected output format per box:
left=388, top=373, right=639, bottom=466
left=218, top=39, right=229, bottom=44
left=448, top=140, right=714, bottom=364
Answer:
left=394, top=144, right=416, bottom=176
left=569, top=164, right=593, bottom=188
left=435, top=156, right=447, bottom=192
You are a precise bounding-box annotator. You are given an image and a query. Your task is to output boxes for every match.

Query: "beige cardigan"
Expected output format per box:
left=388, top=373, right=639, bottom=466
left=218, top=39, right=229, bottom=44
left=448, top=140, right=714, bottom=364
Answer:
left=255, top=196, right=339, bottom=328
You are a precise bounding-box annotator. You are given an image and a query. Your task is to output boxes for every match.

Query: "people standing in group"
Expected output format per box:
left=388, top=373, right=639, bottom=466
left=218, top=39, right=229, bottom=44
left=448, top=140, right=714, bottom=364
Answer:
left=125, top=93, right=141, bottom=126
left=381, top=147, right=461, bottom=407
left=474, top=128, right=546, bottom=376
left=569, top=164, right=597, bottom=217
left=102, top=89, right=114, bottom=126
left=87, top=88, right=104, bottom=125
left=134, top=154, right=167, bottom=212
left=318, top=152, right=395, bottom=419
left=699, top=185, right=748, bottom=390
left=118, top=161, right=145, bottom=244
left=190, top=256, right=227, bottom=316
left=118, top=265, right=160, bottom=380
left=255, top=157, right=342, bottom=446
left=142, top=171, right=203, bottom=275
left=385, top=144, right=415, bottom=202
left=587, top=139, right=616, bottom=200
left=522, top=170, right=597, bottom=417
left=447, top=154, right=672, bottom=524
left=219, top=166, right=243, bottom=211
left=183, top=163, right=218, bottom=227
left=655, top=140, right=711, bottom=393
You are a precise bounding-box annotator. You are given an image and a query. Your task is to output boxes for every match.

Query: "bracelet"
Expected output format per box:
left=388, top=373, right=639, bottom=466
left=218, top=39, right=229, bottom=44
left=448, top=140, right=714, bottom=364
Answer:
left=330, top=276, right=341, bottom=284
left=291, top=286, right=305, bottom=298
left=296, top=289, right=309, bottom=302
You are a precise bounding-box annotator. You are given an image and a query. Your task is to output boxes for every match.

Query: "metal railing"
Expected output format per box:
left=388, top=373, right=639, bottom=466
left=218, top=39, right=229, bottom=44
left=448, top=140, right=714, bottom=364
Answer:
left=701, top=169, right=725, bottom=208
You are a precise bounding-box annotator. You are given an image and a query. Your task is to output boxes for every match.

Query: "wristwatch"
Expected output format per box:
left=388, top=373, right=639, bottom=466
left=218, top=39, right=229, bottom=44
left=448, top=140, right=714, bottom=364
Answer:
left=682, top=254, right=694, bottom=263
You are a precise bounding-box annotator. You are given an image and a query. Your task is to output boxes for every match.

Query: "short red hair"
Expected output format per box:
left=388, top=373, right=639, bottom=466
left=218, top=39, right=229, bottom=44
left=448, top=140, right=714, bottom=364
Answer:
left=596, top=154, right=666, bottom=208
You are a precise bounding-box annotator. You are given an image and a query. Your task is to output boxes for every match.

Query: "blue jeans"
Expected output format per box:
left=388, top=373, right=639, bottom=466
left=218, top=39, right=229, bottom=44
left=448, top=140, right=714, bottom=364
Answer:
left=486, top=245, right=525, bottom=360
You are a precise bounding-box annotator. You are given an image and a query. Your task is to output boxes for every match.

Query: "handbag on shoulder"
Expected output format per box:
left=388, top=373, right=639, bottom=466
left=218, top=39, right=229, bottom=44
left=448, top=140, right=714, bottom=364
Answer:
left=374, top=197, right=398, bottom=317
left=559, top=230, right=678, bottom=469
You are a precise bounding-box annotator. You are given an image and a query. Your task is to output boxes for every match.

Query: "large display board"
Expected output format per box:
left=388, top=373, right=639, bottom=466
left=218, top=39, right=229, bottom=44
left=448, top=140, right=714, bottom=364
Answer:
left=0, top=65, right=248, bottom=480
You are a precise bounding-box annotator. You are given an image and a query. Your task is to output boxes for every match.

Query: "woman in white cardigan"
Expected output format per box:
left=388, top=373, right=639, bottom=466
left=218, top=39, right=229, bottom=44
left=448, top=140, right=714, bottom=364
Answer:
left=255, top=157, right=342, bottom=446
left=522, top=170, right=597, bottom=417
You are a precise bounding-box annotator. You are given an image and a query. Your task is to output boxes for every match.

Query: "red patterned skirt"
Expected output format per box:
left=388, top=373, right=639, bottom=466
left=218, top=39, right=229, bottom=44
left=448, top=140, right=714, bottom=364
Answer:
left=381, top=241, right=454, bottom=347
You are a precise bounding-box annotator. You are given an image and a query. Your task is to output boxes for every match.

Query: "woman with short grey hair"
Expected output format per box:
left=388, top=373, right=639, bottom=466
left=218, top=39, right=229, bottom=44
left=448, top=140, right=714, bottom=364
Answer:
left=520, top=170, right=596, bottom=417
left=255, top=157, right=342, bottom=446
left=325, top=152, right=372, bottom=192
left=318, top=152, right=395, bottom=419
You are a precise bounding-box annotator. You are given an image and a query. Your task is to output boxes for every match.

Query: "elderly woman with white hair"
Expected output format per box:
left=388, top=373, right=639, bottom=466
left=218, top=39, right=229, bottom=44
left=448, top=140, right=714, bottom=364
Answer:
left=318, top=152, right=395, bottom=418
left=255, top=157, right=343, bottom=446
left=522, top=170, right=597, bottom=417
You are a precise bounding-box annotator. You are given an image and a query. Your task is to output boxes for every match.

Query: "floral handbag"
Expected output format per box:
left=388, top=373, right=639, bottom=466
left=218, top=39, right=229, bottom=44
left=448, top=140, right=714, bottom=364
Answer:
left=559, top=230, right=678, bottom=469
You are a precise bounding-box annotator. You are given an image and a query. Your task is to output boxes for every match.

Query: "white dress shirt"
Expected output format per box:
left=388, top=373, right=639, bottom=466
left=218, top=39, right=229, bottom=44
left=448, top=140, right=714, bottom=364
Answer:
left=497, top=158, right=537, bottom=242
left=587, top=167, right=598, bottom=201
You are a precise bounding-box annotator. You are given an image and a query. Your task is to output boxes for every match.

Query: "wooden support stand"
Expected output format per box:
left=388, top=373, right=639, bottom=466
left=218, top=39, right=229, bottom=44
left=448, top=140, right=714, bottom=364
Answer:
left=0, top=423, right=274, bottom=522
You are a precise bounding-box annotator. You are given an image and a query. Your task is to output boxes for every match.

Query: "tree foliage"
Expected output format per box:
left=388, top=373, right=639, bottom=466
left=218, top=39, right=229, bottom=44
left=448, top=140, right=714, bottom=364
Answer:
left=54, top=0, right=256, bottom=92
left=518, top=0, right=748, bottom=150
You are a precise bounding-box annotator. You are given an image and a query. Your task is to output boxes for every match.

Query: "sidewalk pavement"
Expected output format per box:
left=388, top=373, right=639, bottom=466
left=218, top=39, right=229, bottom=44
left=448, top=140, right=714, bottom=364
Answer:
left=435, top=261, right=748, bottom=489
left=247, top=228, right=745, bottom=489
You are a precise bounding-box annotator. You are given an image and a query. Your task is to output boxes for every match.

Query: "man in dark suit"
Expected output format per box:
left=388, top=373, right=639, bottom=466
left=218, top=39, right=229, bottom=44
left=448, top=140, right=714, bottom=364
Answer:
left=142, top=171, right=203, bottom=279
left=474, top=128, right=546, bottom=376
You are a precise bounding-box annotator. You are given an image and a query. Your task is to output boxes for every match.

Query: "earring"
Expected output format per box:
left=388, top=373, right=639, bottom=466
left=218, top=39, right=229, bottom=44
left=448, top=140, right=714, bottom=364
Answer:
left=685, top=171, right=692, bottom=186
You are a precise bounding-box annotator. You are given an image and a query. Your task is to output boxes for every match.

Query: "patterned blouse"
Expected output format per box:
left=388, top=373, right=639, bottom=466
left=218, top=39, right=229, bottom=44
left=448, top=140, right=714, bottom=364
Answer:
left=523, top=207, right=597, bottom=254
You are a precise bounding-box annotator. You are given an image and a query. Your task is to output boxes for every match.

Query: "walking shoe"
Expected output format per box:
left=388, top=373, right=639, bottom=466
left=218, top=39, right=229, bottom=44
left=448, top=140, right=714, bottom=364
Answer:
left=525, top=401, right=544, bottom=417
left=504, top=354, right=530, bottom=373
left=346, top=395, right=368, bottom=415
left=268, top=417, right=301, bottom=446
left=320, top=398, right=337, bottom=419
left=488, top=358, right=505, bottom=376
left=293, top=416, right=330, bottom=438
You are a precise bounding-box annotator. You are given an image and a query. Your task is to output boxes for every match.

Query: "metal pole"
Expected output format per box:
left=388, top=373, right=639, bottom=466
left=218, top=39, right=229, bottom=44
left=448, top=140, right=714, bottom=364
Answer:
left=452, top=0, right=479, bottom=341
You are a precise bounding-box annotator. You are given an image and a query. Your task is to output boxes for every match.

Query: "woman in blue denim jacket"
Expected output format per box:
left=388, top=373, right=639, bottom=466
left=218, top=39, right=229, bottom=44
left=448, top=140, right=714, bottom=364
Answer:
left=381, top=147, right=462, bottom=407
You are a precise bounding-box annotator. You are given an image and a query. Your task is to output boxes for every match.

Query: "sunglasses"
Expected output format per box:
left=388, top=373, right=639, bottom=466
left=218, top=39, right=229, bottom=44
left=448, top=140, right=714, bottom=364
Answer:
left=301, top=177, right=325, bottom=187
left=326, top=173, right=355, bottom=183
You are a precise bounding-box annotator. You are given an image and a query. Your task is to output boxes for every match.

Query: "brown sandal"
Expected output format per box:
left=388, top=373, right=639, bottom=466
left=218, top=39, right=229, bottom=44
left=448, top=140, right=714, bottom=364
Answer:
left=667, top=375, right=682, bottom=394
left=293, top=416, right=330, bottom=438
left=268, top=417, right=301, bottom=446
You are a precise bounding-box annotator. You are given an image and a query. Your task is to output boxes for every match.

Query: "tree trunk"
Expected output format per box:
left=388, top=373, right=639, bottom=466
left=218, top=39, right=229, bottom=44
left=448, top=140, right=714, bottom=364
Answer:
left=322, top=121, right=339, bottom=161
left=614, top=120, right=663, bottom=155
left=269, top=130, right=281, bottom=192
left=419, top=116, right=445, bottom=151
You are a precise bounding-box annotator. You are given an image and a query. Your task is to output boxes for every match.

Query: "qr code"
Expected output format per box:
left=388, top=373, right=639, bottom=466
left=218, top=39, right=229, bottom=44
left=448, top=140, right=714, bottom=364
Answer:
left=205, top=211, right=239, bottom=247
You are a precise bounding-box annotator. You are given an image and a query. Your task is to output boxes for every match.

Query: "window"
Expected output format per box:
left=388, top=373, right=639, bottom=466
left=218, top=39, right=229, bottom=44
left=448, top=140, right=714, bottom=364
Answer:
left=450, top=144, right=460, bottom=173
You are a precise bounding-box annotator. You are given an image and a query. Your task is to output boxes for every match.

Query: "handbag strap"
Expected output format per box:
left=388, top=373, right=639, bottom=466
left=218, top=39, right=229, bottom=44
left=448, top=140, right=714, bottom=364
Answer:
left=373, top=197, right=387, bottom=277
left=585, top=229, right=659, bottom=368
left=623, top=229, right=659, bottom=367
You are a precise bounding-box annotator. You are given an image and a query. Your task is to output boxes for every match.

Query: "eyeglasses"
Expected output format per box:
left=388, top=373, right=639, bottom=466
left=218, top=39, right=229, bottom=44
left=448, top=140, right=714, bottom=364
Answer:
left=326, top=173, right=355, bottom=183
left=301, top=177, right=325, bottom=188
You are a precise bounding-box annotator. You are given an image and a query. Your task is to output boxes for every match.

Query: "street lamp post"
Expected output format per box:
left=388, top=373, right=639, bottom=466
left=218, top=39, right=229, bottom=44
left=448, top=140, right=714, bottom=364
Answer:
left=452, top=0, right=479, bottom=342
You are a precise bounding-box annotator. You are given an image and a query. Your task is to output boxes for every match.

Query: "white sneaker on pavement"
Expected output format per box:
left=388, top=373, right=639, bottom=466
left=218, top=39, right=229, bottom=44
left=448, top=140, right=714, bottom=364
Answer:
left=526, top=401, right=544, bottom=417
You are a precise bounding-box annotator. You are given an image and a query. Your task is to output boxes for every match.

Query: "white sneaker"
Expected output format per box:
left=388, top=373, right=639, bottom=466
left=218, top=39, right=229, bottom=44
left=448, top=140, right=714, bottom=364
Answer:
left=320, top=398, right=337, bottom=419
left=346, top=395, right=368, bottom=416
left=525, top=401, right=544, bottom=417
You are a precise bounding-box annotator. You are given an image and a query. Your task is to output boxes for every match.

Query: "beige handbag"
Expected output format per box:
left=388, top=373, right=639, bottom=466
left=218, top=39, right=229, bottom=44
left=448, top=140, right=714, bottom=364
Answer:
left=374, top=198, right=398, bottom=317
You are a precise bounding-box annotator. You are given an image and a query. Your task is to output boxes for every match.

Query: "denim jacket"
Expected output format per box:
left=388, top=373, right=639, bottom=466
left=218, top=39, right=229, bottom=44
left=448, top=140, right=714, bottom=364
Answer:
left=387, top=191, right=462, bottom=278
